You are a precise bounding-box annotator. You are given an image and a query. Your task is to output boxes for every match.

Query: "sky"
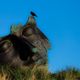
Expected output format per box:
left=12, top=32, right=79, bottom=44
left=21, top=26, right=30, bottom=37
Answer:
left=0, top=0, right=80, bottom=73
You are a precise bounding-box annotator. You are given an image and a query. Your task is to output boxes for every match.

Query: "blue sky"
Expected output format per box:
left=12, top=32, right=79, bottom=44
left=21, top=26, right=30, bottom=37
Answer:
left=0, top=0, right=80, bottom=73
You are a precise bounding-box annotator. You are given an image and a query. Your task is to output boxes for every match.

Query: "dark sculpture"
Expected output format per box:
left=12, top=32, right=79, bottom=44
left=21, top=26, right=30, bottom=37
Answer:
left=0, top=12, right=50, bottom=67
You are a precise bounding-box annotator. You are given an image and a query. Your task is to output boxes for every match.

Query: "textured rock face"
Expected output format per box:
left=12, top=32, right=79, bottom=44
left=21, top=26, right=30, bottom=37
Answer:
left=0, top=13, right=50, bottom=67
left=21, top=16, right=50, bottom=65
left=0, top=39, right=23, bottom=67
left=21, top=27, right=47, bottom=64
left=0, top=35, right=36, bottom=67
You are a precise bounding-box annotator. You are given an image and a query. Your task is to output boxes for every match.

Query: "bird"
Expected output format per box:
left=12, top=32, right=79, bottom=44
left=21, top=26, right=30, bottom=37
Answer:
left=30, top=11, right=37, bottom=17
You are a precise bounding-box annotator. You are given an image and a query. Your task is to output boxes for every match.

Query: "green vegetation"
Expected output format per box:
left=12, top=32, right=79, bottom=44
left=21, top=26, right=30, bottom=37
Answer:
left=0, top=65, right=80, bottom=80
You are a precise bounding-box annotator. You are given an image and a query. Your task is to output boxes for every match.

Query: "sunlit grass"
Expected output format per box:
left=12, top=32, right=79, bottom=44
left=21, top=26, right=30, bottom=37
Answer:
left=0, top=65, right=53, bottom=80
left=53, top=68, right=80, bottom=80
left=0, top=65, right=80, bottom=80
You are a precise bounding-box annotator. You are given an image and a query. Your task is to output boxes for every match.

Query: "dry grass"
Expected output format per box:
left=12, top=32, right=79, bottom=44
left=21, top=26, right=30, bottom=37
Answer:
left=0, top=65, right=80, bottom=80
left=0, top=65, right=53, bottom=80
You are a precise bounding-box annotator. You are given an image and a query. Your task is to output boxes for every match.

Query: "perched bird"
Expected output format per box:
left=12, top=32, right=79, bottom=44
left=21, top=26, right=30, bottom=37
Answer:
left=0, top=12, right=50, bottom=67
left=22, top=13, right=51, bottom=65
left=30, top=11, right=37, bottom=17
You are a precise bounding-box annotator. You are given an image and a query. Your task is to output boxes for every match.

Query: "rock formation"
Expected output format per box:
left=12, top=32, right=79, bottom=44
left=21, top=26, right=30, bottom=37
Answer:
left=0, top=12, right=50, bottom=67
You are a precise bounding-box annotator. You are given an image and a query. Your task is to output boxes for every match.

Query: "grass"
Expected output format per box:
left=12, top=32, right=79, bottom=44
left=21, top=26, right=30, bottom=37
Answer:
left=0, top=65, right=80, bottom=80
left=0, top=64, right=53, bottom=80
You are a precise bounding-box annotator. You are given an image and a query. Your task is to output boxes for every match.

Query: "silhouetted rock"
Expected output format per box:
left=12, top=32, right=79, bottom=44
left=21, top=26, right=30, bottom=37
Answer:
left=0, top=12, right=50, bottom=67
